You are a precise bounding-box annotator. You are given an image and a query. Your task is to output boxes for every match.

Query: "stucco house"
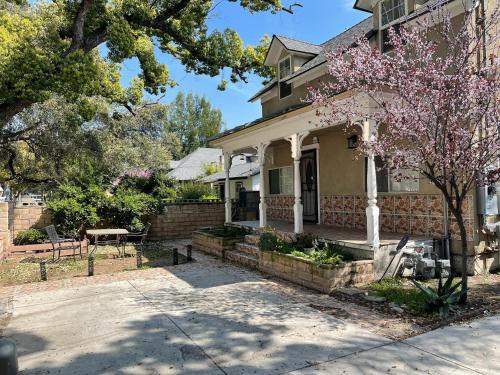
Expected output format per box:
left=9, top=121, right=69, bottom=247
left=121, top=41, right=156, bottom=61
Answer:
left=209, top=0, right=499, bottom=274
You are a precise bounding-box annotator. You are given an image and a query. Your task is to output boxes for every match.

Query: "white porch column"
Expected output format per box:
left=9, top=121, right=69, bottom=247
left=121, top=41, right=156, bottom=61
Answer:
left=257, top=142, right=270, bottom=228
left=224, top=152, right=233, bottom=223
left=285, top=132, right=309, bottom=234
left=363, top=119, right=380, bottom=248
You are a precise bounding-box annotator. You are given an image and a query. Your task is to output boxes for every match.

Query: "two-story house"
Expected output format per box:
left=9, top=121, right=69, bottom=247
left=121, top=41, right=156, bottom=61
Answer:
left=209, top=0, right=499, bottom=274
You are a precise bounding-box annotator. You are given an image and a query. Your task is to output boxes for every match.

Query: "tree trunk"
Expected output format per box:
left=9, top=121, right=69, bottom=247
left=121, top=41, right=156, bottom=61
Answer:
left=455, top=213, right=469, bottom=304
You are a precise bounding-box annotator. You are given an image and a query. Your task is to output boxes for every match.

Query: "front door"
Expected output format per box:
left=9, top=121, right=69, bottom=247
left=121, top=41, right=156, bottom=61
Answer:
left=300, top=149, right=318, bottom=223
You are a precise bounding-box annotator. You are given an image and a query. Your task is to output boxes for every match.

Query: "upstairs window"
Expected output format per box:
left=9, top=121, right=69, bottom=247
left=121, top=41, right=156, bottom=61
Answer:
left=278, top=56, right=292, bottom=99
left=381, top=0, right=406, bottom=27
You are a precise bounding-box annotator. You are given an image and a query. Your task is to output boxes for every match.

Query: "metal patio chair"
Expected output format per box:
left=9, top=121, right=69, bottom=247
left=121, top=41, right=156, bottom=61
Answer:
left=45, top=225, right=82, bottom=261
left=126, top=223, right=151, bottom=254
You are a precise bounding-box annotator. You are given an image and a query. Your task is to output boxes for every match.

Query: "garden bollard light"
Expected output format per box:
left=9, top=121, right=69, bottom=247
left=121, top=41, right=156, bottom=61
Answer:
left=0, top=337, right=18, bottom=375
left=136, top=250, right=143, bottom=269
left=173, top=248, right=179, bottom=265
left=187, top=245, right=192, bottom=262
left=88, top=256, right=94, bottom=276
left=39, top=261, right=47, bottom=281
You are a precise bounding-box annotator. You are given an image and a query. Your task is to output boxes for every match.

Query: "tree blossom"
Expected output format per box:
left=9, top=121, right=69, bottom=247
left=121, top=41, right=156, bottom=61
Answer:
left=308, top=0, right=499, bottom=302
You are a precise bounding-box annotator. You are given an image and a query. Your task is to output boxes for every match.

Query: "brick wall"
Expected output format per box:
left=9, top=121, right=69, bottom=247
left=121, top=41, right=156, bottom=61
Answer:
left=148, top=202, right=225, bottom=240
left=10, top=206, right=52, bottom=239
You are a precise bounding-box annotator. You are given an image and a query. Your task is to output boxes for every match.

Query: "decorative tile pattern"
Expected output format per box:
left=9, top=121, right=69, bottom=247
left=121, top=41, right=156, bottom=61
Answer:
left=266, top=196, right=294, bottom=223
left=411, top=195, right=428, bottom=216
left=381, top=214, right=394, bottom=232
left=319, top=193, right=475, bottom=240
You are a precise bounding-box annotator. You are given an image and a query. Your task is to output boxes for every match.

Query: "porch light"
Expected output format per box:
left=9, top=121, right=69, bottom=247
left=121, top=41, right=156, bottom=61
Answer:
left=312, top=136, right=319, bottom=144
left=347, top=134, right=358, bottom=149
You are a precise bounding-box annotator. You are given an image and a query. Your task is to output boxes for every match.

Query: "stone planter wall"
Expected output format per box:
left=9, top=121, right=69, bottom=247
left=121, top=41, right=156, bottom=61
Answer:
left=192, top=231, right=244, bottom=258
left=259, top=251, right=374, bottom=293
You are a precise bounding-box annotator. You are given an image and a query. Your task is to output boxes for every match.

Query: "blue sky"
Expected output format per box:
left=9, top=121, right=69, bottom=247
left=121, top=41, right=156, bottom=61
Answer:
left=120, top=0, right=369, bottom=130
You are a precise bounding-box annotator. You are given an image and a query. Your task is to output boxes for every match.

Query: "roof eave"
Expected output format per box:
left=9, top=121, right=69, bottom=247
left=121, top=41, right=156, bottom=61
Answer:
left=353, top=0, right=373, bottom=13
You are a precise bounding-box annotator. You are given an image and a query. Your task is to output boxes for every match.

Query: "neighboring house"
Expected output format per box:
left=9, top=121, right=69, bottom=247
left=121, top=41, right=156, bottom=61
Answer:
left=202, top=155, right=260, bottom=199
left=167, top=148, right=223, bottom=182
left=209, top=0, right=499, bottom=273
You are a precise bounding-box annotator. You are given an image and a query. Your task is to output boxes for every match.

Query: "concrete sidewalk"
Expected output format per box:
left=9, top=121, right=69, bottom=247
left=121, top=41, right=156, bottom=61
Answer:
left=2, top=248, right=498, bottom=375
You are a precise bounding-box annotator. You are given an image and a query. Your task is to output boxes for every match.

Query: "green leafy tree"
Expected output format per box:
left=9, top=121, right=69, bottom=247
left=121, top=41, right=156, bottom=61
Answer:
left=0, top=0, right=293, bottom=144
left=167, top=92, right=223, bottom=156
left=0, top=97, right=180, bottom=188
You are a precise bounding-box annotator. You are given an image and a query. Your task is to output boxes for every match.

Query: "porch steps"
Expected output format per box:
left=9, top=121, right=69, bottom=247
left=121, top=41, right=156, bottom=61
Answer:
left=244, top=234, right=260, bottom=246
left=225, top=251, right=259, bottom=269
left=225, top=234, right=261, bottom=269
left=235, top=242, right=260, bottom=257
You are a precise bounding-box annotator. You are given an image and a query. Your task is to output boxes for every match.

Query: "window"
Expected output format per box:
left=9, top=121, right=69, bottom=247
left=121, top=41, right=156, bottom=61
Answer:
left=365, top=156, right=419, bottom=193
left=279, top=57, right=291, bottom=79
left=278, top=56, right=292, bottom=99
left=380, top=0, right=406, bottom=27
left=269, top=166, right=293, bottom=195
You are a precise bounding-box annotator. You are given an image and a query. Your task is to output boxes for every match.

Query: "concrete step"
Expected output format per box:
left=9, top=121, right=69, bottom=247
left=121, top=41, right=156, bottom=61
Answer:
left=235, top=242, right=260, bottom=257
left=225, top=250, right=259, bottom=269
left=244, top=234, right=260, bottom=246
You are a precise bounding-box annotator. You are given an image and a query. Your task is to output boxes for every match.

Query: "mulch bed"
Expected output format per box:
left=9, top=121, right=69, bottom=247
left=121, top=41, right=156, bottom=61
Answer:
left=326, top=273, right=500, bottom=339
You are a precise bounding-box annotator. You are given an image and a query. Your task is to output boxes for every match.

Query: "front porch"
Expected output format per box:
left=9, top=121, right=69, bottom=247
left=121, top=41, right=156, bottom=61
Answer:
left=233, top=220, right=424, bottom=253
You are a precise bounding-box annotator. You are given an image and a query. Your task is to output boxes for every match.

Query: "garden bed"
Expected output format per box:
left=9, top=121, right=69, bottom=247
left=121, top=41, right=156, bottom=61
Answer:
left=192, top=227, right=248, bottom=258
left=8, top=241, right=89, bottom=258
left=326, top=274, right=500, bottom=339
left=259, top=251, right=373, bottom=293
left=0, top=241, right=187, bottom=287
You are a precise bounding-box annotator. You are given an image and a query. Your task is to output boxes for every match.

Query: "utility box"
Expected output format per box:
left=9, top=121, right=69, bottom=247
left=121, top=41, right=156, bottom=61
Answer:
left=477, top=183, right=499, bottom=216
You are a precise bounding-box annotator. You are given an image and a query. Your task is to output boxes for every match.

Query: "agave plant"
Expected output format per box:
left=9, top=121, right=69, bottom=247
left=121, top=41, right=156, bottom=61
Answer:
left=412, top=275, right=463, bottom=318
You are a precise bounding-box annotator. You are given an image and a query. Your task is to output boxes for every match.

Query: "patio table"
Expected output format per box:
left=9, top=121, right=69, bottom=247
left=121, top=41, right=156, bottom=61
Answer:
left=86, top=229, right=129, bottom=258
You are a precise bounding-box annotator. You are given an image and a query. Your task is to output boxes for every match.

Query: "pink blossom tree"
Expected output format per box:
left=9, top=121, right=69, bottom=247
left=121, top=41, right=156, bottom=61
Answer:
left=308, top=1, right=499, bottom=302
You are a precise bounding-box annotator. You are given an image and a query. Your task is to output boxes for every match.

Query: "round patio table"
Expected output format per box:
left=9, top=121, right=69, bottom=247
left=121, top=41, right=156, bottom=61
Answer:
left=86, top=229, right=129, bottom=258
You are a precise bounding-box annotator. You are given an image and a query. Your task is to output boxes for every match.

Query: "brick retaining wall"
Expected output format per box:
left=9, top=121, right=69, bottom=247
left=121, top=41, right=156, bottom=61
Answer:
left=259, top=251, right=374, bottom=293
left=148, top=202, right=225, bottom=240
left=11, top=205, right=52, bottom=239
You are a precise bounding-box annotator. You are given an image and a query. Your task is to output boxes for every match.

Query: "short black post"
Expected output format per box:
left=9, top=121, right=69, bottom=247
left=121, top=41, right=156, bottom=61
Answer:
left=39, top=261, right=47, bottom=281
left=88, top=256, right=94, bottom=276
left=0, top=338, right=18, bottom=375
left=187, top=245, right=192, bottom=262
left=136, top=250, right=143, bottom=269
left=173, top=248, right=179, bottom=265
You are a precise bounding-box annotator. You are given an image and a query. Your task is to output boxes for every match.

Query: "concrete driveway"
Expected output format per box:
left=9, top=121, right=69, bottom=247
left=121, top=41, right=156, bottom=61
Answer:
left=2, top=248, right=498, bottom=375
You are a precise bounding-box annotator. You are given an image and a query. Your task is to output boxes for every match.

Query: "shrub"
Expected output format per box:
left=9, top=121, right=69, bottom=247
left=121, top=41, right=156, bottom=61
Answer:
left=258, top=232, right=280, bottom=252
left=46, top=184, right=100, bottom=235
left=178, top=181, right=215, bottom=200
left=202, top=226, right=250, bottom=238
left=14, top=229, right=48, bottom=245
left=295, top=233, right=317, bottom=250
left=107, top=188, right=159, bottom=231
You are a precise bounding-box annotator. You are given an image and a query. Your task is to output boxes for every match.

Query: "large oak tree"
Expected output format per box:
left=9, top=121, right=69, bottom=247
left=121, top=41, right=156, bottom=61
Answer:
left=0, top=0, right=294, bottom=144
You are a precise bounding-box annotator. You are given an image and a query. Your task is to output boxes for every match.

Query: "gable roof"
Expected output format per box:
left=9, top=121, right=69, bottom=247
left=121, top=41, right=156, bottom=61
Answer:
left=274, top=35, right=323, bottom=55
left=252, top=16, right=374, bottom=102
left=284, top=16, right=374, bottom=83
left=202, top=161, right=260, bottom=183
left=167, top=148, right=222, bottom=181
